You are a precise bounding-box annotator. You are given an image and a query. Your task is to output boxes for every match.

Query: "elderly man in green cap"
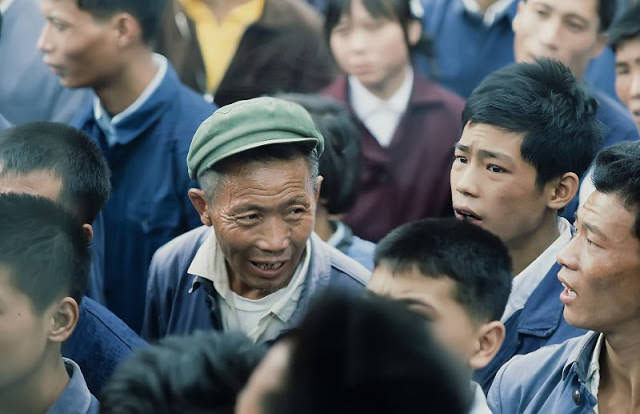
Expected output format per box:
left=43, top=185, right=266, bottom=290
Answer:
left=141, top=97, right=369, bottom=342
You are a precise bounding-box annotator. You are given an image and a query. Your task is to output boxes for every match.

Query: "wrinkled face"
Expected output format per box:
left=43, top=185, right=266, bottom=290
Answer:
left=513, top=0, right=605, bottom=77
left=329, top=0, right=412, bottom=97
left=0, top=267, right=51, bottom=392
left=557, top=191, right=640, bottom=333
left=367, top=265, right=480, bottom=366
left=210, top=157, right=319, bottom=299
left=451, top=123, right=549, bottom=248
left=0, top=170, right=63, bottom=202
left=615, top=37, right=640, bottom=131
left=38, top=0, right=120, bottom=88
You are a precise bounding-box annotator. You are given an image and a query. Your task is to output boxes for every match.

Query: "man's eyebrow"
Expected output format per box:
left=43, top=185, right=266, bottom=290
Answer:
left=477, top=149, right=513, bottom=162
left=455, top=143, right=470, bottom=152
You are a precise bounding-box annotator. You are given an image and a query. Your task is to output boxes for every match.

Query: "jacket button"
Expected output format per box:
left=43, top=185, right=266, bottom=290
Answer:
left=572, top=389, right=582, bottom=405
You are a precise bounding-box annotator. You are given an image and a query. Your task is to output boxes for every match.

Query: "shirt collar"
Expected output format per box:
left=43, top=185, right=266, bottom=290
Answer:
left=0, top=0, right=15, bottom=13
left=349, top=65, right=413, bottom=119
left=46, top=359, right=95, bottom=414
left=501, top=217, right=572, bottom=322
left=461, top=0, right=515, bottom=26
left=327, top=220, right=347, bottom=248
left=562, top=332, right=603, bottom=382
left=93, top=53, right=168, bottom=147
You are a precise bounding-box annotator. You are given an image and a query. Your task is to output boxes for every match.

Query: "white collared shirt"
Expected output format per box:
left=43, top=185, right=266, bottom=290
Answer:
left=349, top=65, right=413, bottom=147
left=469, top=381, right=493, bottom=414
left=187, top=228, right=310, bottom=342
left=501, top=217, right=572, bottom=323
left=93, top=53, right=168, bottom=147
left=585, top=333, right=605, bottom=413
left=461, top=0, right=514, bottom=26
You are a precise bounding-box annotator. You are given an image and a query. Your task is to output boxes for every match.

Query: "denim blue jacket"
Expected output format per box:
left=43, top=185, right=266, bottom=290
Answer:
left=47, top=359, right=99, bottom=414
left=142, top=226, right=370, bottom=341
left=474, top=262, right=587, bottom=393
left=488, top=332, right=600, bottom=414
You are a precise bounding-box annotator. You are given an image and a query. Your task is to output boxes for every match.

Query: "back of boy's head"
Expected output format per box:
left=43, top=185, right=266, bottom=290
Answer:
left=101, top=331, right=266, bottom=414
left=463, top=58, right=602, bottom=188
left=609, top=4, right=640, bottom=51
left=374, top=217, right=512, bottom=322
left=0, top=122, right=111, bottom=224
left=74, top=0, right=167, bottom=44
left=277, top=93, right=361, bottom=214
left=0, top=193, right=89, bottom=313
left=264, top=291, right=470, bottom=414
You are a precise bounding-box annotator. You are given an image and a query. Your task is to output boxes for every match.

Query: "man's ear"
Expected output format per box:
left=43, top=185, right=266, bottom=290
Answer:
left=546, top=172, right=580, bottom=211
left=407, top=19, right=422, bottom=46
left=188, top=188, right=212, bottom=226
left=512, top=1, right=525, bottom=32
left=314, top=176, right=323, bottom=202
left=469, top=321, right=505, bottom=370
left=82, top=223, right=94, bottom=244
left=112, top=12, right=143, bottom=49
left=48, top=297, right=80, bottom=344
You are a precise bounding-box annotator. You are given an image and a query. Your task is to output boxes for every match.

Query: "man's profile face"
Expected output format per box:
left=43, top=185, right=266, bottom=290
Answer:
left=513, top=0, right=605, bottom=78
left=557, top=191, right=640, bottom=333
left=367, top=264, right=481, bottom=367
left=615, top=37, right=640, bottom=131
left=450, top=123, right=549, bottom=248
left=0, top=267, right=52, bottom=391
left=209, top=156, right=319, bottom=299
left=37, top=0, right=120, bottom=89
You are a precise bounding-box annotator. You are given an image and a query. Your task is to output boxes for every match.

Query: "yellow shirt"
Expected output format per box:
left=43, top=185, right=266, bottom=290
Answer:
left=179, top=0, right=264, bottom=92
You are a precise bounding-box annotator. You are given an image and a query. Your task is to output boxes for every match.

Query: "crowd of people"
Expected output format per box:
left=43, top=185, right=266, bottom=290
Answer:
left=1, top=0, right=640, bottom=412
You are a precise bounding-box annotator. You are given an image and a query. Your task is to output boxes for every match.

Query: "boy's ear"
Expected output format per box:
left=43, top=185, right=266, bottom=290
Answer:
left=546, top=172, right=580, bottom=211
left=469, top=321, right=505, bottom=370
left=48, top=297, right=80, bottom=344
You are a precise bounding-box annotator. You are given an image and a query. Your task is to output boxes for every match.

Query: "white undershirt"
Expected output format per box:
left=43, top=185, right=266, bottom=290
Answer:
left=461, top=0, right=514, bottom=26
left=349, top=65, right=413, bottom=147
left=0, top=0, right=15, bottom=13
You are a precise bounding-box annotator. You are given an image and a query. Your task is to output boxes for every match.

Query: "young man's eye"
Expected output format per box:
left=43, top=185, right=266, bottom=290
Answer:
left=487, top=164, right=506, bottom=173
left=453, top=154, right=468, bottom=164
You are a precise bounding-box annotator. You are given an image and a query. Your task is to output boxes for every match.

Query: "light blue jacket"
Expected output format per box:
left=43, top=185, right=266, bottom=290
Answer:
left=488, top=332, right=600, bottom=414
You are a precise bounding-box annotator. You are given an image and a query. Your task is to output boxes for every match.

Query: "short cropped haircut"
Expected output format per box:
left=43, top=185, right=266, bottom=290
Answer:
left=75, top=0, right=168, bottom=44
left=609, top=4, right=640, bottom=51
left=374, top=218, right=512, bottom=322
left=0, top=122, right=111, bottom=224
left=0, top=193, right=90, bottom=313
left=592, top=141, right=640, bottom=240
left=101, top=331, right=266, bottom=414
left=278, top=93, right=361, bottom=214
left=198, top=142, right=321, bottom=202
left=463, top=58, right=602, bottom=188
left=265, top=291, right=470, bottom=414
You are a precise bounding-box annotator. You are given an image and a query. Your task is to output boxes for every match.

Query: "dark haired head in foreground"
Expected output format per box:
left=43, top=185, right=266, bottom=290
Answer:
left=237, top=291, right=470, bottom=414
left=101, top=331, right=266, bottom=414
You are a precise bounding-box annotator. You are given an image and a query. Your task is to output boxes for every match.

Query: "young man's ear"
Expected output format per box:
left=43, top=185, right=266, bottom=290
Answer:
left=48, top=297, right=80, bottom=344
left=469, top=321, right=505, bottom=370
left=546, top=172, right=580, bottom=211
left=112, top=12, right=143, bottom=49
left=407, top=19, right=422, bottom=46
left=188, top=188, right=212, bottom=226
left=82, top=223, right=94, bottom=244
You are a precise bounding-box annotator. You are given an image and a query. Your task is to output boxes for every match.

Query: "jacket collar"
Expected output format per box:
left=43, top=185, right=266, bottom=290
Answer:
left=561, top=331, right=601, bottom=382
left=47, top=359, right=96, bottom=414
left=453, top=0, right=518, bottom=22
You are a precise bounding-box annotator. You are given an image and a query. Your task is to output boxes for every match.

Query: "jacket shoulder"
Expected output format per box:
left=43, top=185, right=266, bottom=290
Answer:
left=150, top=226, right=210, bottom=278
left=324, top=239, right=371, bottom=287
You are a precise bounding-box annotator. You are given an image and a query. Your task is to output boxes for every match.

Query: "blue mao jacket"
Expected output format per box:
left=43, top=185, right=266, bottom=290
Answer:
left=141, top=226, right=370, bottom=341
left=71, top=64, right=215, bottom=332
left=47, top=359, right=99, bottom=414
left=474, top=262, right=587, bottom=393
left=329, top=221, right=376, bottom=271
left=488, top=332, right=600, bottom=413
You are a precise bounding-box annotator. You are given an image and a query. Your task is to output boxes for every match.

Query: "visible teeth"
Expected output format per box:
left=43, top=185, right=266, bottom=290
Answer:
left=562, top=283, right=577, bottom=298
left=255, top=262, right=283, bottom=270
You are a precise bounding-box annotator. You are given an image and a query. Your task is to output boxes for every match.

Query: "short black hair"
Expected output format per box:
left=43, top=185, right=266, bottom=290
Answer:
left=325, top=0, right=434, bottom=60
left=75, top=0, right=168, bottom=44
left=609, top=4, right=640, bottom=51
left=463, top=58, right=602, bottom=188
left=265, top=291, right=470, bottom=414
left=374, top=218, right=512, bottom=322
left=0, top=193, right=89, bottom=313
left=0, top=122, right=111, bottom=224
left=101, top=331, right=266, bottom=414
left=592, top=141, right=640, bottom=240
left=278, top=93, right=361, bottom=214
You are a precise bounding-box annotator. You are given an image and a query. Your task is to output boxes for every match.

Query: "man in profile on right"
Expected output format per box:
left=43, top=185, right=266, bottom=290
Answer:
left=489, top=141, right=640, bottom=413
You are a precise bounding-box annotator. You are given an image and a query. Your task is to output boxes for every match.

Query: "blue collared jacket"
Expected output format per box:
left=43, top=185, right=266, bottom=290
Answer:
left=141, top=226, right=370, bottom=341
left=71, top=64, right=215, bottom=332
left=488, top=332, right=600, bottom=413
left=418, top=0, right=618, bottom=100
left=47, top=358, right=99, bottom=414
left=63, top=297, right=147, bottom=395
left=329, top=221, right=376, bottom=271
left=474, top=262, right=587, bottom=393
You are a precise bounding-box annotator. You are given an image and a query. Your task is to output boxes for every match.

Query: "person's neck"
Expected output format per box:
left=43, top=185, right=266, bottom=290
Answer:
left=314, top=205, right=336, bottom=242
left=507, top=212, right=559, bottom=275
left=599, top=327, right=640, bottom=413
left=475, top=0, right=499, bottom=12
left=0, top=351, right=68, bottom=414
left=362, top=65, right=410, bottom=101
left=94, top=49, right=158, bottom=117
left=203, top=0, right=254, bottom=21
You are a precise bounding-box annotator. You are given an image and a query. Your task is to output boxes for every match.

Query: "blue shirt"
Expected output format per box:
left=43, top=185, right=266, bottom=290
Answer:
left=418, top=0, right=618, bottom=100
left=72, top=63, right=215, bottom=332
left=46, top=359, right=99, bottom=414
left=327, top=221, right=376, bottom=271
left=63, top=297, right=147, bottom=395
